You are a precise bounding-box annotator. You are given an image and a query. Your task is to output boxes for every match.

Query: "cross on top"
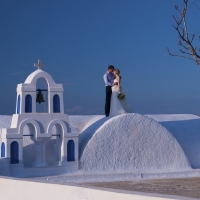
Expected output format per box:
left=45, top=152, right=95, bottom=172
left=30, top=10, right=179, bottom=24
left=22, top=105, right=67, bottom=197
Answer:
left=34, top=59, right=45, bottom=70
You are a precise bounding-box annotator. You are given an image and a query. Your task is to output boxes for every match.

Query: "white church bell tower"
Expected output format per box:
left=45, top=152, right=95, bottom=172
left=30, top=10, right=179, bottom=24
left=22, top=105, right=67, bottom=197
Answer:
left=0, top=60, right=79, bottom=174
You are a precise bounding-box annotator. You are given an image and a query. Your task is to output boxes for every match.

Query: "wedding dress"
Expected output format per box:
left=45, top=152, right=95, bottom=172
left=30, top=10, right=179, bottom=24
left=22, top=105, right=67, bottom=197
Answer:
left=109, top=79, right=131, bottom=117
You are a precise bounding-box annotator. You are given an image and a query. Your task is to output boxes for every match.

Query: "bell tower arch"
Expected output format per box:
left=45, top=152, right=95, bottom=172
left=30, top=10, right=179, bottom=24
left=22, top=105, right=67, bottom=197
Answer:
left=15, top=60, right=64, bottom=114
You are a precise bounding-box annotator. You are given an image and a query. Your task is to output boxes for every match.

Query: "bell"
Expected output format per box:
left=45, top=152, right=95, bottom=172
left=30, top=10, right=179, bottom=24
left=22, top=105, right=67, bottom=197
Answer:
left=36, top=90, right=45, bottom=104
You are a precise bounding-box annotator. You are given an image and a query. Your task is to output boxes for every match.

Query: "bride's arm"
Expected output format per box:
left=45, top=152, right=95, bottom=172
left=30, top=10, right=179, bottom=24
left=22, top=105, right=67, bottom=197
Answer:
left=117, top=76, right=121, bottom=93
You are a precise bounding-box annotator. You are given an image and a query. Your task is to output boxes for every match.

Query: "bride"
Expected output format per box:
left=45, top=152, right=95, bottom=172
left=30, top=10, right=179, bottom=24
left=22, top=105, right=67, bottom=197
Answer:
left=109, top=69, right=131, bottom=116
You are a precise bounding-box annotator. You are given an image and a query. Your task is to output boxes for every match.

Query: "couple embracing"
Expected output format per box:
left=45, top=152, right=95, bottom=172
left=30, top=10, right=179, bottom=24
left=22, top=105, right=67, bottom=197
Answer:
left=103, top=65, right=131, bottom=117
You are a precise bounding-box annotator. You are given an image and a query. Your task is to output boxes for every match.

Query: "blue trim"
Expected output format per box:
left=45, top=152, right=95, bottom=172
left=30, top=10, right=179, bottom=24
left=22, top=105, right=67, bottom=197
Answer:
left=67, top=140, right=75, bottom=161
left=1, top=142, right=5, bottom=157
left=10, top=141, right=19, bottom=164
left=53, top=94, right=60, bottom=113
left=25, top=94, right=32, bottom=113
left=17, top=95, right=20, bottom=114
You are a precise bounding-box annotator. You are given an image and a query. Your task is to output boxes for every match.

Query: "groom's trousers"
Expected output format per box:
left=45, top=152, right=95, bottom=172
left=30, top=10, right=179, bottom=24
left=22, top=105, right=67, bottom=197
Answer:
left=105, top=86, right=112, bottom=116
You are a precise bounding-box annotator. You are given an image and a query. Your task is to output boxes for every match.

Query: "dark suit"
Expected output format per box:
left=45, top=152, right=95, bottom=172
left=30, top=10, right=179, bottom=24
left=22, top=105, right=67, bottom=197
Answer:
left=103, top=72, right=115, bottom=116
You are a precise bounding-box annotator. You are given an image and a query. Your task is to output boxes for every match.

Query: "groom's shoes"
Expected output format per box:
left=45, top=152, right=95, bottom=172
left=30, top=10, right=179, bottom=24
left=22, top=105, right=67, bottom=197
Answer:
left=105, top=114, right=109, bottom=117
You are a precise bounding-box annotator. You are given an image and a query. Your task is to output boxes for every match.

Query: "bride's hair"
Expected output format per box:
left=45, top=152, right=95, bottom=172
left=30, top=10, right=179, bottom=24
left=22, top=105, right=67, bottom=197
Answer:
left=114, top=69, right=120, bottom=75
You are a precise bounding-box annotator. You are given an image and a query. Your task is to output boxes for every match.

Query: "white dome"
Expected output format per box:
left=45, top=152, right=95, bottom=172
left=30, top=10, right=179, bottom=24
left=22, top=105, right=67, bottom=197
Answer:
left=80, top=113, right=190, bottom=173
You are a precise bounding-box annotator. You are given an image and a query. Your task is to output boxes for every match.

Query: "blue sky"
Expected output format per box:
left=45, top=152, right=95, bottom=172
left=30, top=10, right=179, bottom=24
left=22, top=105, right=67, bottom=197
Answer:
left=1, top=0, right=200, bottom=115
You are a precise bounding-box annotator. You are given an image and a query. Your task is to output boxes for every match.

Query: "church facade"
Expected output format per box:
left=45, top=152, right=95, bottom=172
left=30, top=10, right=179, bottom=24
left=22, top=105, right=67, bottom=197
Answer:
left=0, top=60, right=79, bottom=172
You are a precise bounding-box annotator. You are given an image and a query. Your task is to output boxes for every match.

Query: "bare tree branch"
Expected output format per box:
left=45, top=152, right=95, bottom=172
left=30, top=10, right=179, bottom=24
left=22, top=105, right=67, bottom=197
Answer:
left=178, top=40, right=190, bottom=50
left=179, top=49, right=193, bottom=55
left=191, top=34, right=195, bottom=43
left=167, top=0, right=200, bottom=66
left=167, top=48, right=198, bottom=62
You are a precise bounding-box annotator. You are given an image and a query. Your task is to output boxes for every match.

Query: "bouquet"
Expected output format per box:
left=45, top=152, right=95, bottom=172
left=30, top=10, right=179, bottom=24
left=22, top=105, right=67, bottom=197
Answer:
left=118, top=92, right=126, bottom=100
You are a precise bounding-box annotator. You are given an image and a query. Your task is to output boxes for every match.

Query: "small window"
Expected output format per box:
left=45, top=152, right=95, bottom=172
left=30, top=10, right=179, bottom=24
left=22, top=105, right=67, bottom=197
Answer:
left=67, top=140, right=75, bottom=161
left=1, top=142, right=5, bottom=157
left=25, top=94, right=32, bottom=113
left=10, top=141, right=19, bottom=164
left=17, top=95, right=21, bottom=114
left=53, top=94, right=60, bottom=113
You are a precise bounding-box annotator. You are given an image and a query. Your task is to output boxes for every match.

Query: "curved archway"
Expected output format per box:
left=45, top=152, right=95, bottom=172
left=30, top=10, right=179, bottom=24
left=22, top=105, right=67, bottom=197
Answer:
left=10, top=141, right=19, bottom=164
left=46, top=120, right=66, bottom=165
left=19, top=119, right=41, bottom=136
left=17, top=95, right=21, bottom=114
left=53, top=94, right=60, bottom=113
left=25, top=94, right=32, bottom=113
left=67, top=140, right=75, bottom=161
left=19, top=119, right=46, bottom=167
left=22, top=123, right=37, bottom=167
left=46, top=124, right=63, bottom=165
left=47, top=119, right=68, bottom=135
left=1, top=142, right=5, bottom=157
left=25, top=70, right=55, bottom=86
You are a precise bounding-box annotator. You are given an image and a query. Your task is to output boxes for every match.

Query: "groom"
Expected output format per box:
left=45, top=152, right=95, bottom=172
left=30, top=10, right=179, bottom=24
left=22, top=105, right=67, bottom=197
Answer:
left=103, top=65, right=115, bottom=117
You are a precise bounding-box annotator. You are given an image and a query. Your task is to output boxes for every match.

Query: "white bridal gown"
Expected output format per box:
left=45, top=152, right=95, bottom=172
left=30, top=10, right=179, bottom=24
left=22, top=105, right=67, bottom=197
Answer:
left=109, top=79, right=131, bottom=117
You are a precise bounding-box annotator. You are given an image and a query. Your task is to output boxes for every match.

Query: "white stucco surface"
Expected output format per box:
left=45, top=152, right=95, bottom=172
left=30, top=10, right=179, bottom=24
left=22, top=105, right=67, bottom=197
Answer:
left=0, top=115, right=11, bottom=128
left=79, top=113, right=190, bottom=172
left=146, top=114, right=200, bottom=122
left=147, top=114, right=200, bottom=168
left=0, top=158, right=10, bottom=176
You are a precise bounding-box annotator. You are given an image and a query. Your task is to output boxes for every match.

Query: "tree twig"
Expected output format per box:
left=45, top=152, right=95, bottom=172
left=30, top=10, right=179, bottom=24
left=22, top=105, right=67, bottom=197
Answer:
left=167, top=0, right=200, bottom=66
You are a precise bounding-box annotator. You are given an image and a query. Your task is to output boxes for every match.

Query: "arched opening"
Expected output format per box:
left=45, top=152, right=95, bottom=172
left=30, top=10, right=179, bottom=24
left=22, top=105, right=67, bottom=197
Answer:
left=1, top=142, right=5, bottom=157
left=46, top=124, right=63, bottom=166
left=23, top=124, right=36, bottom=167
left=67, top=140, right=75, bottom=161
left=17, top=95, right=20, bottom=114
left=10, top=141, right=19, bottom=164
left=25, top=94, right=32, bottom=113
left=36, top=78, right=48, bottom=113
left=53, top=94, right=60, bottom=113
